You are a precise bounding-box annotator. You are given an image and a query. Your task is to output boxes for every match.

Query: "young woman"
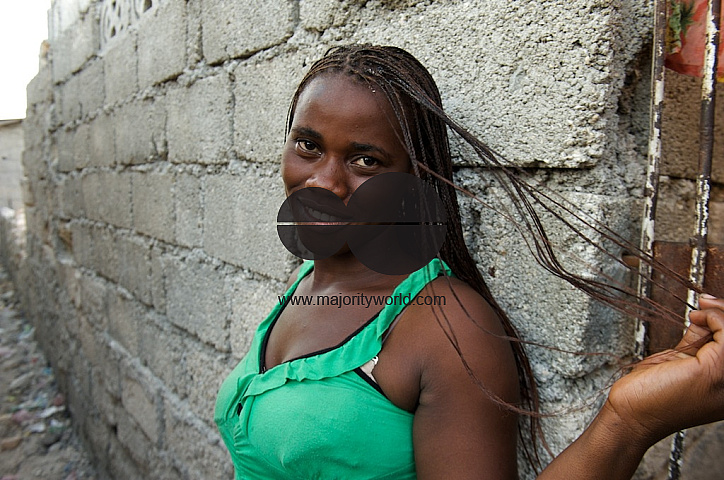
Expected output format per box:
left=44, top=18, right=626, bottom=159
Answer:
left=215, top=45, right=724, bottom=479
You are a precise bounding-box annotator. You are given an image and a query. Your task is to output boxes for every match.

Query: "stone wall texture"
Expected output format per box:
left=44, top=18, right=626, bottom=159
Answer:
left=0, top=120, right=26, bottom=210
left=3, top=0, right=722, bottom=478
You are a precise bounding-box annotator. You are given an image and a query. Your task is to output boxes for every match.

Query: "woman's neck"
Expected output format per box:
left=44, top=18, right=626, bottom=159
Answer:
left=310, top=254, right=407, bottom=293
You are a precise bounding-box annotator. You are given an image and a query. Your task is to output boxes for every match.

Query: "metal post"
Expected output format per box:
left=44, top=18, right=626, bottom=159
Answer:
left=636, top=0, right=669, bottom=360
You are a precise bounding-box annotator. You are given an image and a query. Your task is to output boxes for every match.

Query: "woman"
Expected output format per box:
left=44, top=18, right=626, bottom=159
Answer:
left=215, top=45, right=724, bottom=479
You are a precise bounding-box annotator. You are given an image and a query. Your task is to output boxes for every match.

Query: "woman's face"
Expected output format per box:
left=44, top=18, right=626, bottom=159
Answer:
left=281, top=74, right=412, bottom=203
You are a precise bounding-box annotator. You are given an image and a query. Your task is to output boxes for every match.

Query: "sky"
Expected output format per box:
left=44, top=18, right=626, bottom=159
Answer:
left=0, top=1, right=52, bottom=120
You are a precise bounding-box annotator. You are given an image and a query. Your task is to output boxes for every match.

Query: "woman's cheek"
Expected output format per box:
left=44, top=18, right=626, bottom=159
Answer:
left=280, top=152, right=296, bottom=186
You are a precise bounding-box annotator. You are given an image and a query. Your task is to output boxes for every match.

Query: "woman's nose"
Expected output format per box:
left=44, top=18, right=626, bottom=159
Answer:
left=304, top=159, right=351, bottom=201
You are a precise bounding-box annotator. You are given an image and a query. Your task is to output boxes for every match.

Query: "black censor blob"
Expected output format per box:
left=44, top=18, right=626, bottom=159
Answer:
left=277, top=172, right=448, bottom=275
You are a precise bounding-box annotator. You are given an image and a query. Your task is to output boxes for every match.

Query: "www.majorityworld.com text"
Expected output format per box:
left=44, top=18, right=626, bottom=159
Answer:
left=277, top=293, right=447, bottom=308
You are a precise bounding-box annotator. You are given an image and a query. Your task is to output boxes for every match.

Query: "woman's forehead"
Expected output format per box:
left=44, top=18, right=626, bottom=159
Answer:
left=297, top=74, right=380, bottom=108
left=292, top=74, right=402, bottom=131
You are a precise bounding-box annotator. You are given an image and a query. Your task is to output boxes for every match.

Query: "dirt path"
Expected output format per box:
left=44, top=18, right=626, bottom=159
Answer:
left=0, top=267, right=98, bottom=480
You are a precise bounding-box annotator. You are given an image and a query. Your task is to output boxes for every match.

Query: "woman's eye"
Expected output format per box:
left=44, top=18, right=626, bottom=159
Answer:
left=296, top=140, right=318, bottom=153
left=352, top=156, right=378, bottom=167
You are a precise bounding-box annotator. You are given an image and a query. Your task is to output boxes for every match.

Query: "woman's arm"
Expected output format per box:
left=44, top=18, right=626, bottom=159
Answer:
left=539, top=295, right=724, bottom=479
left=408, top=278, right=521, bottom=479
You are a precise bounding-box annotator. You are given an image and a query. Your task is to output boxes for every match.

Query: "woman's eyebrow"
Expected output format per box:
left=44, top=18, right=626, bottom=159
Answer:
left=290, top=126, right=322, bottom=139
left=351, top=142, right=388, bottom=156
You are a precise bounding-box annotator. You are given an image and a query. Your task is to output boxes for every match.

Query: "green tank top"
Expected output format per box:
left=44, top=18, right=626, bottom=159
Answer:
left=214, top=258, right=451, bottom=479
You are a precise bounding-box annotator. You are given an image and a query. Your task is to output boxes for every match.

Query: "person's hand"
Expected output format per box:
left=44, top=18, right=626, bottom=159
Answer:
left=604, top=294, right=724, bottom=447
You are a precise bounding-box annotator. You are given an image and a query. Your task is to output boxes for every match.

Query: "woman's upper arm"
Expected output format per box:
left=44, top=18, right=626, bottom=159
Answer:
left=411, top=280, right=520, bottom=479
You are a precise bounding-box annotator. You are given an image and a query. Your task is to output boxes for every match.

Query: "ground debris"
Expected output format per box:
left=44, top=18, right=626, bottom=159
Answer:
left=0, top=268, right=97, bottom=480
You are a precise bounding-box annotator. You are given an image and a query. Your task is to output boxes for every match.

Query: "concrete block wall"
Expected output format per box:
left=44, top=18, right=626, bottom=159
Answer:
left=8, top=0, right=721, bottom=478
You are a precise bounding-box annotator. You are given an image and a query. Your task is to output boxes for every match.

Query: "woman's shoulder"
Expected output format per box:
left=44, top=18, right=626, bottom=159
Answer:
left=391, top=275, right=517, bottom=388
left=416, top=276, right=506, bottom=336
left=385, top=275, right=521, bottom=477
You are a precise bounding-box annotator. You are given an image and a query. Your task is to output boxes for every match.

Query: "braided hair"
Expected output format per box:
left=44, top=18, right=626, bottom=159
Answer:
left=287, top=45, right=545, bottom=468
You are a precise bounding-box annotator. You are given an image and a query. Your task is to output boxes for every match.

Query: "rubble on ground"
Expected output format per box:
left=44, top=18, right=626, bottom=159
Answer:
left=0, top=268, right=97, bottom=480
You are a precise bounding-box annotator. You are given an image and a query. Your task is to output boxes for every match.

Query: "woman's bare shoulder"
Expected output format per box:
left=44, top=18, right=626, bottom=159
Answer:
left=396, top=275, right=518, bottom=394
left=417, top=276, right=507, bottom=337
left=400, top=276, right=521, bottom=478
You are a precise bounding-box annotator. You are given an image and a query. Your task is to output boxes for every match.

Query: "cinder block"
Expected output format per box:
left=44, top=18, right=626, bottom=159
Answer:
left=26, top=65, right=53, bottom=108
left=59, top=59, right=105, bottom=124
left=68, top=352, right=93, bottom=411
left=21, top=144, right=48, bottom=182
left=298, top=0, right=357, bottom=32
left=132, top=171, right=175, bottom=243
left=101, top=340, right=123, bottom=402
left=228, top=273, right=283, bottom=359
left=78, top=271, right=108, bottom=329
left=57, top=174, right=85, bottom=219
left=138, top=313, right=187, bottom=399
left=137, top=0, right=186, bottom=89
left=88, top=111, right=116, bottom=167
left=78, top=316, right=101, bottom=370
left=175, top=173, right=202, bottom=247
left=117, top=411, right=152, bottom=464
left=23, top=103, right=54, bottom=149
left=165, top=255, right=229, bottom=351
left=662, top=72, right=724, bottom=184
left=79, top=59, right=106, bottom=116
left=71, top=123, right=92, bottom=170
left=23, top=201, right=49, bottom=246
left=57, top=259, right=82, bottom=322
left=108, top=291, right=143, bottom=357
left=104, top=31, right=138, bottom=105
left=115, top=97, right=167, bottom=165
left=39, top=177, right=55, bottom=213
left=201, top=0, right=295, bottom=64
left=233, top=53, right=307, bottom=163
left=81, top=170, right=132, bottom=228
left=116, top=234, right=153, bottom=306
left=79, top=412, right=112, bottom=475
left=50, top=5, right=101, bottom=83
left=91, top=368, right=119, bottom=426
left=89, top=223, right=120, bottom=284
left=57, top=228, right=78, bottom=267
left=150, top=246, right=167, bottom=313
left=185, top=0, right=203, bottom=65
left=27, top=180, right=51, bottom=238
left=107, top=431, right=146, bottom=480
left=58, top=76, right=82, bottom=125
left=184, top=340, right=233, bottom=423
left=204, top=171, right=289, bottom=279
left=164, top=396, right=234, bottom=480
left=121, top=373, right=161, bottom=443
left=71, top=221, right=93, bottom=271
left=57, top=126, right=87, bottom=173
left=167, top=74, right=232, bottom=164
